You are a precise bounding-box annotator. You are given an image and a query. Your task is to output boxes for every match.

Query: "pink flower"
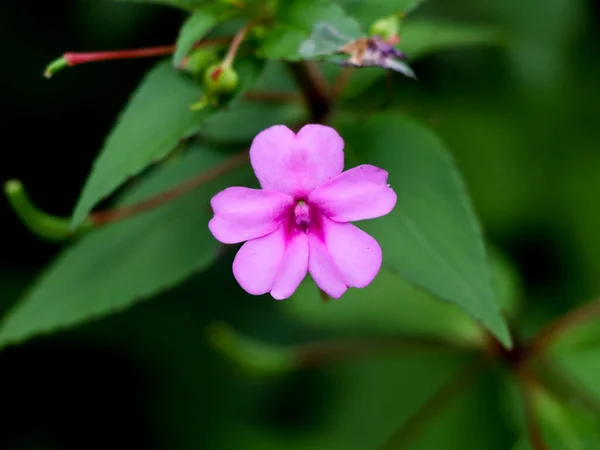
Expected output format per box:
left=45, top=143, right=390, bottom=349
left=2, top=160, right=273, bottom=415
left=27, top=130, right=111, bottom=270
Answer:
left=208, top=124, right=397, bottom=300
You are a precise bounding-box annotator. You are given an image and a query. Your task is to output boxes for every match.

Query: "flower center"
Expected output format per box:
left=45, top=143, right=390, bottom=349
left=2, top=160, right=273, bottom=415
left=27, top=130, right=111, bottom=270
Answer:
left=294, top=200, right=311, bottom=227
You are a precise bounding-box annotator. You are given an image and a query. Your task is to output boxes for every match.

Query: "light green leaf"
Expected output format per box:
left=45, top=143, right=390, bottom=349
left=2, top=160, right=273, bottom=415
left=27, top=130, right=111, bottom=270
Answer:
left=286, top=247, right=519, bottom=346
left=0, top=147, right=251, bottom=348
left=338, top=113, right=511, bottom=347
left=341, top=0, right=427, bottom=28
left=70, top=61, right=206, bottom=228
left=512, top=388, right=600, bottom=450
left=259, top=0, right=362, bottom=60
left=173, top=7, right=226, bottom=67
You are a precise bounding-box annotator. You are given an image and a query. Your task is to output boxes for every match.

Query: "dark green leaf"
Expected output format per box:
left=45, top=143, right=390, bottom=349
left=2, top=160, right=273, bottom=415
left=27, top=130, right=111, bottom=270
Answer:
left=338, top=113, right=511, bottom=347
left=258, top=0, right=362, bottom=60
left=341, top=0, right=427, bottom=28
left=173, top=7, right=226, bottom=67
left=0, top=147, right=251, bottom=348
left=70, top=61, right=206, bottom=228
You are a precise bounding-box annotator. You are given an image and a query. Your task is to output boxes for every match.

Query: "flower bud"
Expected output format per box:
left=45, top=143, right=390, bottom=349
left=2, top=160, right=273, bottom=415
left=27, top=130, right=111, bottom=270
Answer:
left=204, top=63, right=239, bottom=94
left=369, top=15, right=400, bottom=41
left=183, top=48, right=218, bottom=76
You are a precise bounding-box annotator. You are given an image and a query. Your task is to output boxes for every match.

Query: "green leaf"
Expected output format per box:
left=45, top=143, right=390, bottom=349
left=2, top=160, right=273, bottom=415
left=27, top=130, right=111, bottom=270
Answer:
left=259, top=0, right=362, bottom=60
left=70, top=61, right=206, bottom=228
left=341, top=0, right=427, bottom=28
left=338, top=113, right=512, bottom=347
left=512, top=388, right=600, bottom=450
left=401, top=20, right=505, bottom=61
left=173, top=7, right=226, bottom=67
left=0, top=147, right=251, bottom=348
left=285, top=247, right=519, bottom=345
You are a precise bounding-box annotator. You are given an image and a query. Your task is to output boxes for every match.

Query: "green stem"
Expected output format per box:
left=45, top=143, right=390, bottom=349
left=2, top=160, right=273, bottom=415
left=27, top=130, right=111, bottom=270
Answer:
left=4, top=180, right=92, bottom=241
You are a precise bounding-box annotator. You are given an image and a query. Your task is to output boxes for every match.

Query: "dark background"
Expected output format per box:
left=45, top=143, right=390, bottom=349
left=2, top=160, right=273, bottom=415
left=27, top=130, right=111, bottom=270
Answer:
left=0, top=0, right=599, bottom=448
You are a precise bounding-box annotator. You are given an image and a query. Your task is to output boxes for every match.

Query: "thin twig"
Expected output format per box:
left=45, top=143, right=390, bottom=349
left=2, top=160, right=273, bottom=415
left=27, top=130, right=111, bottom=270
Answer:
left=528, top=297, right=600, bottom=357
left=295, top=336, right=464, bottom=370
left=330, top=67, right=354, bottom=99
left=287, top=61, right=332, bottom=123
left=222, top=20, right=256, bottom=67
left=90, top=151, right=249, bottom=226
left=517, top=370, right=550, bottom=450
left=380, top=358, right=486, bottom=450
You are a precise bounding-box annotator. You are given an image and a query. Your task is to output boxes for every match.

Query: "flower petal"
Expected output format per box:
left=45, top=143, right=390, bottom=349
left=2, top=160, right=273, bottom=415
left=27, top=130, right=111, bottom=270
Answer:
left=249, top=124, right=344, bottom=196
left=209, top=187, right=293, bottom=244
left=323, top=217, right=382, bottom=288
left=308, top=233, right=347, bottom=299
left=232, top=227, right=286, bottom=296
left=309, top=165, right=397, bottom=222
left=271, top=232, right=309, bottom=300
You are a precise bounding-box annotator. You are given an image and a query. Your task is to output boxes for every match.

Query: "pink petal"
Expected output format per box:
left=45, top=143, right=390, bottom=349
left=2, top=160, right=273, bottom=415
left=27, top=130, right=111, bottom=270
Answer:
left=322, top=217, right=382, bottom=288
left=308, top=233, right=348, bottom=299
left=232, top=227, right=286, bottom=295
left=271, top=232, right=309, bottom=300
left=249, top=124, right=344, bottom=196
left=209, top=187, right=293, bottom=244
left=309, top=165, right=397, bottom=222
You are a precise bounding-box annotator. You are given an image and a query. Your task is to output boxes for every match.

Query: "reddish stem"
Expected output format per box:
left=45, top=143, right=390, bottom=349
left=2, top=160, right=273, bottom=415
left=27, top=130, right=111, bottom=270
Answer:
left=528, top=297, right=600, bottom=357
left=63, top=37, right=232, bottom=67
left=90, top=151, right=249, bottom=226
left=517, top=371, right=550, bottom=450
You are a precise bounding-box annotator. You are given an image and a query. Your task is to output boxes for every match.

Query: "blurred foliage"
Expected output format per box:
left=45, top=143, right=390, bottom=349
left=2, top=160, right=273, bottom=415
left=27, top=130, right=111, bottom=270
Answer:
left=1, top=0, right=600, bottom=449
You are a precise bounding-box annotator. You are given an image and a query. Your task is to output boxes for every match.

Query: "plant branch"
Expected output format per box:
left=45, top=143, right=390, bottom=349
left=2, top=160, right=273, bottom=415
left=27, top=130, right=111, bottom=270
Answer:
left=287, top=61, right=332, bottom=123
left=517, top=370, right=550, bottom=450
left=528, top=297, right=600, bottom=357
left=380, top=358, right=486, bottom=450
left=90, top=151, right=249, bottom=226
left=295, top=336, right=464, bottom=370
left=222, top=21, right=256, bottom=67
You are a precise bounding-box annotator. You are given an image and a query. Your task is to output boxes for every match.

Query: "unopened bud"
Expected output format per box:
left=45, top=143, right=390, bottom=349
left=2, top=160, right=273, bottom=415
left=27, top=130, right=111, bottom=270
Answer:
left=204, top=63, right=239, bottom=94
left=369, top=15, right=400, bottom=41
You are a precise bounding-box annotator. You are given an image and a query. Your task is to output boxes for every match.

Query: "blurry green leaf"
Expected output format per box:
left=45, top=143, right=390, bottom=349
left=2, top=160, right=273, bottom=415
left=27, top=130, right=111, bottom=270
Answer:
left=70, top=61, right=206, bottom=228
left=173, top=7, right=226, bottom=67
left=0, top=147, right=251, bottom=348
left=230, top=353, right=512, bottom=450
left=512, top=388, right=600, bottom=450
left=286, top=246, right=520, bottom=345
left=401, top=20, right=504, bottom=61
left=339, top=20, right=503, bottom=99
left=338, top=113, right=511, bottom=347
left=259, top=0, right=362, bottom=60
left=341, top=0, right=427, bottom=28
left=287, top=270, right=484, bottom=345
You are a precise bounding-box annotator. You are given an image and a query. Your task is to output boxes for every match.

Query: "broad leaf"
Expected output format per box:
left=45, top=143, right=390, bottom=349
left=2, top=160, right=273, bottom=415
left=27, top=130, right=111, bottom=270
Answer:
left=285, top=247, right=519, bottom=345
left=70, top=61, right=206, bottom=227
left=259, top=0, right=362, bottom=60
left=0, top=147, right=251, bottom=348
left=338, top=113, right=511, bottom=347
left=173, top=7, right=227, bottom=67
left=71, top=59, right=260, bottom=228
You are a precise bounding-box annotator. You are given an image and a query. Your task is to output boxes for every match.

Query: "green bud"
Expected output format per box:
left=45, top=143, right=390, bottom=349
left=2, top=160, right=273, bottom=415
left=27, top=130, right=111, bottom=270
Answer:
left=369, top=15, right=400, bottom=40
left=183, top=48, right=218, bottom=76
left=204, top=63, right=239, bottom=94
